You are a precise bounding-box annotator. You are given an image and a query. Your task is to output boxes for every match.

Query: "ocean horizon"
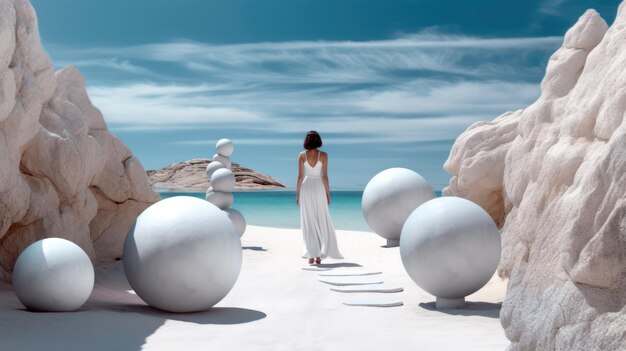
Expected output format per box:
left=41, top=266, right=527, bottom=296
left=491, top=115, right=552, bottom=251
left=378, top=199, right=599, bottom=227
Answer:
left=159, top=190, right=443, bottom=232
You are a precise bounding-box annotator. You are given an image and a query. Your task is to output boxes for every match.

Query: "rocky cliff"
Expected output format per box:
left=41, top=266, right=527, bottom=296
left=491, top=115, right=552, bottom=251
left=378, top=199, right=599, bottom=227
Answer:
left=444, top=6, right=625, bottom=351
left=147, top=158, right=286, bottom=191
left=0, top=0, right=158, bottom=281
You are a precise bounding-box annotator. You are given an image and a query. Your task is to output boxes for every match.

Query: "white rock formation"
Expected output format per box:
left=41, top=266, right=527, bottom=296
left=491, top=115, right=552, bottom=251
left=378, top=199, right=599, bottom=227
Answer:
left=444, top=6, right=626, bottom=350
left=0, top=0, right=158, bottom=281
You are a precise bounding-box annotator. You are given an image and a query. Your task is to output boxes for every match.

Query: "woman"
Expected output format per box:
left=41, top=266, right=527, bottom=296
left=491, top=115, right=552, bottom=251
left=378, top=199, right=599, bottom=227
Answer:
left=296, top=131, right=343, bottom=265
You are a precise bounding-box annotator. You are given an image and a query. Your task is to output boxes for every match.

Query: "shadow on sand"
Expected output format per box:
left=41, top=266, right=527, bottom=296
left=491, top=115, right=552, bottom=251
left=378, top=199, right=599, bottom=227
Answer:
left=99, top=303, right=267, bottom=324
left=17, top=304, right=266, bottom=325
left=314, top=262, right=362, bottom=268
left=0, top=260, right=266, bottom=351
left=242, top=246, right=267, bottom=251
left=418, top=301, right=501, bottom=318
left=4, top=301, right=266, bottom=351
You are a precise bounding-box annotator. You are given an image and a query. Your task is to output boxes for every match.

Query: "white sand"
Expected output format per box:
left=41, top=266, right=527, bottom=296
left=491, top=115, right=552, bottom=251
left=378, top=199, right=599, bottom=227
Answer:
left=0, top=226, right=508, bottom=350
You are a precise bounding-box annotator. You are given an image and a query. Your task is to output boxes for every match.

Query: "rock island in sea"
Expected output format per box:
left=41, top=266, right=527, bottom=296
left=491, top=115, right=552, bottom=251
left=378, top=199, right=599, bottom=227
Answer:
left=147, top=158, right=286, bottom=192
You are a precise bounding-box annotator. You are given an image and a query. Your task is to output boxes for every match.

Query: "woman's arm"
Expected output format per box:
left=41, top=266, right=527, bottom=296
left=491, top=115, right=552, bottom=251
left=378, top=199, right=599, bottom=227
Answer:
left=296, top=152, right=304, bottom=205
left=321, top=152, right=331, bottom=205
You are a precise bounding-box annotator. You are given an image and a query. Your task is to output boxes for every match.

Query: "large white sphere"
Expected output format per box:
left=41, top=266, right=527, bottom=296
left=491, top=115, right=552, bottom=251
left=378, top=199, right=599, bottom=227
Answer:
left=123, top=196, right=242, bottom=313
left=400, top=197, right=501, bottom=304
left=13, top=238, right=94, bottom=312
left=224, top=208, right=246, bottom=237
left=216, top=139, right=234, bottom=157
left=206, top=161, right=226, bottom=180
left=211, top=168, right=236, bottom=192
left=213, top=154, right=231, bottom=169
left=205, top=188, right=234, bottom=210
left=362, top=168, right=435, bottom=244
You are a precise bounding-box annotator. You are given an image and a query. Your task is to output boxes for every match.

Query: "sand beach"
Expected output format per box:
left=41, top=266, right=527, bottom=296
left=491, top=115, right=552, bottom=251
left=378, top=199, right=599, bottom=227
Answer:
left=0, top=225, right=507, bottom=351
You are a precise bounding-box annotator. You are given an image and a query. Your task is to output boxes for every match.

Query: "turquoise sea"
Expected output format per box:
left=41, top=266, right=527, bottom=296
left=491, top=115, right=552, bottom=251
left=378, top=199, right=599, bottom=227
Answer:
left=160, top=190, right=442, bottom=232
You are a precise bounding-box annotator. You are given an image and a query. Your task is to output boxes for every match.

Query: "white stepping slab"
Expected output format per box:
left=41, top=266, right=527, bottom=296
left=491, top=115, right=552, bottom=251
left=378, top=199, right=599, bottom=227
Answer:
left=318, top=269, right=382, bottom=277
left=342, top=297, right=403, bottom=307
left=330, top=283, right=403, bottom=293
left=302, top=266, right=332, bottom=271
left=318, top=276, right=383, bottom=286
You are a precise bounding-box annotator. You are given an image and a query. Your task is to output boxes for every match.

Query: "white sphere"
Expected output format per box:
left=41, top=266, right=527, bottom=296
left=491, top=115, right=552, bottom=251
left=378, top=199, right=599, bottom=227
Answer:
left=13, top=238, right=94, bottom=312
left=211, top=168, right=236, bottom=192
left=213, top=154, right=231, bottom=169
left=400, top=197, right=501, bottom=301
left=224, top=208, right=246, bottom=237
left=216, top=139, right=234, bottom=157
left=206, top=161, right=226, bottom=180
left=123, top=196, right=242, bottom=313
left=362, top=168, right=435, bottom=243
left=205, top=188, right=234, bottom=210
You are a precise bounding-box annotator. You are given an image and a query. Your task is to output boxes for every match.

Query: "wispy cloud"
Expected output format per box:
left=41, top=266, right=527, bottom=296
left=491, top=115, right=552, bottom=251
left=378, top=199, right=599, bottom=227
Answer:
left=54, top=58, right=153, bottom=75
left=539, top=0, right=569, bottom=16
left=48, top=33, right=561, bottom=84
left=90, top=78, right=534, bottom=143
left=356, top=81, right=539, bottom=114
left=47, top=32, right=557, bottom=145
left=39, top=32, right=564, bottom=188
left=88, top=84, right=263, bottom=126
left=169, top=116, right=480, bottom=145
left=50, top=34, right=563, bottom=55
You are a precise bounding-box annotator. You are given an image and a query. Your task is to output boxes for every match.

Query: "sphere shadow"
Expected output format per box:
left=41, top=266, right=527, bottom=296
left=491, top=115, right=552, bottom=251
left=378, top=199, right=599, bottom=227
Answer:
left=418, top=301, right=501, bottom=318
left=4, top=297, right=266, bottom=351
left=0, top=255, right=266, bottom=351
left=242, top=246, right=267, bottom=251
left=101, top=303, right=267, bottom=325
left=313, top=262, right=362, bottom=268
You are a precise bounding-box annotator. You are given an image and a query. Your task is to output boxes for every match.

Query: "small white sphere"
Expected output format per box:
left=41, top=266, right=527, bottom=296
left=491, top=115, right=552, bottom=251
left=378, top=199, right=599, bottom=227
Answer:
left=224, top=208, right=246, bottom=237
left=13, top=238, right=94, bottom=312
left=123, top=196, right=242, bottom=313
left=400, top=197, right=501, bottom=301
left=205, top=188, right=234, bottom=210
left=206, top=161, right=226, bottom=180
left=213, top=154, right=231, bottom=169
left=211, top=168, right=236, bottom=192
left=216, top=139, right=234, bottom=157
left=362, top=168, right=435, bottom=243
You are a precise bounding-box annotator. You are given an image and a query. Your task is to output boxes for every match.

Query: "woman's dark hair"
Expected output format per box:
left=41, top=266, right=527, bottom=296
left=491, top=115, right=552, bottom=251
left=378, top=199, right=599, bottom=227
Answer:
left=303, top=130, right=323, bottom=150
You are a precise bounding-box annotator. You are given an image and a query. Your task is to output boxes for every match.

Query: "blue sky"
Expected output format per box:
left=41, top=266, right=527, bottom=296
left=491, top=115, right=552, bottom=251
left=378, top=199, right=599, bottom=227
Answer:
left=31, top=0, right=620, bottom=190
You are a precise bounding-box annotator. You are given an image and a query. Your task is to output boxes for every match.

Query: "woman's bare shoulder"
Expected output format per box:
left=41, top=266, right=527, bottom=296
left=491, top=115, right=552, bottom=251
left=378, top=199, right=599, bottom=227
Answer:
left=321, top=151, right=329, bottom=159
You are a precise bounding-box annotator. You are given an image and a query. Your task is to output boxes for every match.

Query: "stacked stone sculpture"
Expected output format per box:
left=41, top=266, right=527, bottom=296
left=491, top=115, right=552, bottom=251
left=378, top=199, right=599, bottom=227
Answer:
left=12, top=238, right=95, bottom=312
left=399, top=197, right=501, bottom=309
left=205, top=139, right=247, bottom=236
left=362, top=168, right=435, bottom=247
left=123, top=196, right=242, bottom=313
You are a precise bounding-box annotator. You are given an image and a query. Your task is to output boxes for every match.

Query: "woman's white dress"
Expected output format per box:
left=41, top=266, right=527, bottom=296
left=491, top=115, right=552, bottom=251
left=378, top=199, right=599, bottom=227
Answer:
left=300, top=152, right=343, bottom=259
